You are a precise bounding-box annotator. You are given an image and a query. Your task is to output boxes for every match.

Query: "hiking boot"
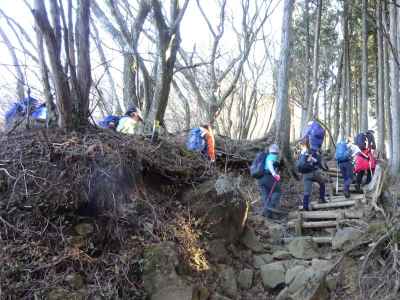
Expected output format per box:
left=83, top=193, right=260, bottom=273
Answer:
left=303, top=195, right=310, bottom=211
left=318, top=198, right=327, bottom=204
left=355, top=184, right=362, bottom=193
left=344, top=191, right=351, bottom=199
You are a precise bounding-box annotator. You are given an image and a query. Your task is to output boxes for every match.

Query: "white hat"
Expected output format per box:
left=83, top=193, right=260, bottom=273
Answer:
left=269, top=144, right=279, bottom=153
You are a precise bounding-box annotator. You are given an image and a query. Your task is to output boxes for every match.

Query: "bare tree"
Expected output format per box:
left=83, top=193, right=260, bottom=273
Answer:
left=376, top=0, right=385, bottom=152
left=32, top=0, right=91, bottom=129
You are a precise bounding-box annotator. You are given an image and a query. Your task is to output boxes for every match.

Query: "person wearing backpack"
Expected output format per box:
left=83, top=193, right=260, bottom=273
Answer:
left=297, top=139, right=328, bottom=210
left=256, top=144, right=285, bottom=219
left=335, top=139, right=357, bottom=198
left=186, top=124, right=216, bottom=162
left=200, top=124, right=215, bottom=162
left=116, top=106, right=144, bottom=135
left=302, top=120, right=325, bottom=152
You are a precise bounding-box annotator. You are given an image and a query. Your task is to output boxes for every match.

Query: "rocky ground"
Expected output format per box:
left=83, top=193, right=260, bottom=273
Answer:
left=0, top=129, right=396, bottom=299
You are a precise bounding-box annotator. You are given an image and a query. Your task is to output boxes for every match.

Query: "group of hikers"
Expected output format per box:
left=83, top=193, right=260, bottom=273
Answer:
left=252, top=120, right=378, bottom=220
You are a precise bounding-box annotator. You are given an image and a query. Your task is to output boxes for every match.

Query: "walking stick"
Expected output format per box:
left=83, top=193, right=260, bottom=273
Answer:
left=336, top=163, right=339, bottom=195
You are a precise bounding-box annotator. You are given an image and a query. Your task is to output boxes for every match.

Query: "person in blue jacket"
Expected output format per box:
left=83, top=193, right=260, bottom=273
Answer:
left=98, top=115, right=121, bottom=130
left=297, top=139, right=328, bottom=211
left=258, top=144, right=286, bottom=219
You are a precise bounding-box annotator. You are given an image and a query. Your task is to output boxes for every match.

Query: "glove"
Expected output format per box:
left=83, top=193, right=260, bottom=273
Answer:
left=273, top=174, right=281, bottom=182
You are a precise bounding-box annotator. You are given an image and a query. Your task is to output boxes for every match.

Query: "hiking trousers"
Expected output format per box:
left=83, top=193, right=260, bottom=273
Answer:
left=258, top=174, right=281, bottom=216
left=303, top=169, right=327, bottom=200
left=338, top=161, right=353, bottom=194
left=356, top=170, right=372, bottom=186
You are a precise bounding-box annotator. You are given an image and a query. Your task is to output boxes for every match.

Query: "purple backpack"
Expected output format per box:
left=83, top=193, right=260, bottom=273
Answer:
left=304, top=121, right=325, bottom=150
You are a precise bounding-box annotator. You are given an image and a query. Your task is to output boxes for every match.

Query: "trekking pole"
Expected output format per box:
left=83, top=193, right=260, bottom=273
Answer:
left=336, top=163, right=339, bottom=195
left=267, top=180, right=278, bottom=206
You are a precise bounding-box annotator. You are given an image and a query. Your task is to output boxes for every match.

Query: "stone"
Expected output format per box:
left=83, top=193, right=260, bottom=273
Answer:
left=326, top=274, right=338, bottom=291
left=210, top=293, right=232, bottom=300
left=238, top=269, right=253, bottom=290
left=288, top=237, right=319, bottom=259
left=311, top=259, right=333, bottom=273
left=253, top=254, right=274, bottom=268
left=285, top=265, right=307, bottom=287
left=65, top=273, right=85, bottom=289
left=181, top=176, right=249, bottom=243
left=142, top=242, right=193, bottom=300
left=192, top=286, right=210, bottom=300
left=220, top=266, right=238, bottom=298
left=288, top=266, right=330, bottom=300
left=332, top=228, right=362, bottom=250
left=240, top=226, right=264, bottom=252
left=208, top=239, right=229, bottom=263
left=273, top=250, right=292, bottom=260
left=74, top=223, right=94, bottom=236
left=269, top=223, right=285, bottom=244
left=260, top=262, right=286, bottom=289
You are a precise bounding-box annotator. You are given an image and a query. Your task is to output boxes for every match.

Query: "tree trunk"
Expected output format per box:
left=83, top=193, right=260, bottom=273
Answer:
left=306, top=0, right=322, bottom=123
left=333, top=52, right=343, bottom=143
left=389, top=1, right=400, bottom=173
left=361, top=0, right=369, bottom=131
left=0, top=27, right=25, bottom=99
left=302, top=0, right=312, bottom=131
left=35, top=26, right=56, bottom=126
left=123, top=53, right=139, bottom=111
left=377, top=0, right=385, bottom=152
left=272, top=0, right=294, bottom=156
left=383, top=0, right=392, bottom=156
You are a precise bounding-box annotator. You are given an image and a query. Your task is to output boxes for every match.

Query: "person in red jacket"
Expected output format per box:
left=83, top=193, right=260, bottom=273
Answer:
left=200, top=124, right=216, bottom=162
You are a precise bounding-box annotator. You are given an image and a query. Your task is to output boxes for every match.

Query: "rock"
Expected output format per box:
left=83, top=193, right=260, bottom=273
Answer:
left=74, top=223, right=94, bottom=236
left=65, top=273, right=85, bottom=289
left=253, top=254, right=274, bottom=268
left=260, top=262, right=286, bottom=289
left=48, top=288, right=86, bottom=300
left=208, top=239, right=230, bottom=263
left=311, top=259, right=333, bottom=273
left=326, top=274, right=338, bottom=291
left=332, top=228, right=362, bottom=250
left=285, top=265, right=307, bottom=287
left=220, top=266, right=238, bottom=298
left=143, top=242, right=193, bottom=300
left=269, top=223, right=285, bottom=244
left=288, top=237, right=319, bottom=259
left=238, top=269, right=253, bottom=290
left=240, top=226, right=264, bottom=252
left=273, top=250, right=292, bottom=260
left=192, top=286, right=210, bottom=300
left=181, top=176, right=249, bottom=243
left=210, top=293, right=232, bottom=300
left=288, top=265, right=330, bottom=300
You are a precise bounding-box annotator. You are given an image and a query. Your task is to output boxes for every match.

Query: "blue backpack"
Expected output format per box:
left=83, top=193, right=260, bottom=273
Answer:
left=355, top=133, right=367, bottom=150
left=31, top=104, right=47, bottom=121
left=250, top=151, right=267, bottom=178
left=335, top=142, right=351, bottom=162
left=186, top=128, right=205, bottom=152
left=296, top=153, right=315, bottom=174
left=304, top=121, right=325, bottom=150
left=99, top=115, right=121, bottom=129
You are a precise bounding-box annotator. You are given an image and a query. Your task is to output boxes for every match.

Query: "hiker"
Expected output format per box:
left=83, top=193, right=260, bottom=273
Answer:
left=354, top=131, right=376, bottom=192
left=4, top=96, right=39, bottom=130
left=256, top=144, right=284, bottom=219
left=186, top=124, right=216, bottom=162
left=335, top=138, right=361, bottom=198
left=116, top=106, right=143, bottom=135
left=98, top=115, right=121, bottom=130
left=302, top=120, right=325, bottom=152
left=297, top=138, right=328, bottom=211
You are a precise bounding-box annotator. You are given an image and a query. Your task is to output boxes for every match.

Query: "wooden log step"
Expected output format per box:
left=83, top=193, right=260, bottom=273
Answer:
left=311, top=194, right=364, bottom=203
left=282, top=236, right=332, bottom=244
left=288, top=209, right=363, bottom=220
left=288, top=219, right=354, bottom=229
left=298, top=200, right=356, bottom=210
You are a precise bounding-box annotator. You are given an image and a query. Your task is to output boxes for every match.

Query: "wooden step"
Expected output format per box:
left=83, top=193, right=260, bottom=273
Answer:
left=288, top=219, right=354, bottom=229
left=288, top=209, right=363, bottom=220
left=310, top=194, right=363, bottom=204
left=298, top=199, right=356, bottom=210
left=282, top=236, right=332, bottom=244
